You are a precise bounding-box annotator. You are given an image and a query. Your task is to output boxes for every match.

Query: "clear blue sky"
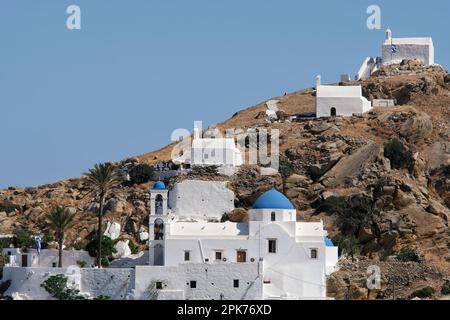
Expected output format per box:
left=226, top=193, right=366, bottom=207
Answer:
left=0, top=0, right=448, bottom=188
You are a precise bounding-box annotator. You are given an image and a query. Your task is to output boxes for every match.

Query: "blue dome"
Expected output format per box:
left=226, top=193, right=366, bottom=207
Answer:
left=252, top=188, right=295, bottom=210
left=324, top=237, right=334, bottom=247
left=152, top=181, right=166, bottom=190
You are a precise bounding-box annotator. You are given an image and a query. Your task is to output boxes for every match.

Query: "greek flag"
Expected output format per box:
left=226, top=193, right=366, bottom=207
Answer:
left=390, top=44, right=398, bottom=54
left=35, top=232, right=41, bottom=256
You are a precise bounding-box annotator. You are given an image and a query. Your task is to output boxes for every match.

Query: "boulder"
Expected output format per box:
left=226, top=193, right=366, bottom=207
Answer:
left=138, top=227, right=149, bottom=242
left=400, top=112, right=433, bottom=142
left=104, top=221, right=121, bottom=240
left=113, top=240, right=131, bottom=259
left=393, top=190, right=416, bottom=209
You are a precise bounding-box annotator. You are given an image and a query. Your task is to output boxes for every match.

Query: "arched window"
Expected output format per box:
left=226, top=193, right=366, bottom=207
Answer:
left=330, top=107, right=337, bottom=117
left=154, top=218, right=164, bottom=240
left=155, top=194, right=163, bottom=215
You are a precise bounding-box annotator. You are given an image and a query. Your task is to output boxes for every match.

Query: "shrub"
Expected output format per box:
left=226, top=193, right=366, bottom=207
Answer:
left=336, top=235, right=361, bottom=261
left=0, top=280, right=11, bottom=295
left=317, top=196, right=347, bottom=214
left=128, top=240, right=139, bottom=255
left=397, top=249, right=420, bottom=262
left=278, top=158, right=295, bottom=180
left=442, top=283, right=450, bottom=295
left=13, top=228, right=35, bottom=249
left=76, top=260, right=86, bottom=268
left=443, top=164, right=450, bottom=176
left=129, top=164, right=154, bottom=184
left=86, top=236, right=117, bottom=267
left=384, top=138, right=415, bottom=172
left=41, top=274, right=86, bottom=300
left=0, top=202, right=20, bottom=214
left=411, top=286, right=435, bottom=299
left=94, top=295, right=111, bottom=300
left=317, top=195, right=373, bottom=236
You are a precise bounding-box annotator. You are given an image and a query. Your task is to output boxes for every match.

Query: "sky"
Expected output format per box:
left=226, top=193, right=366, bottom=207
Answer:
left=0, top=0, right=449, bottom=188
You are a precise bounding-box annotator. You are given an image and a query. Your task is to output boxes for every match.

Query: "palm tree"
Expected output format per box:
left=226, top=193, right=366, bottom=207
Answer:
left=84, top=163, right=122, bottom=268
left=46, top=207, right=77, bottom=267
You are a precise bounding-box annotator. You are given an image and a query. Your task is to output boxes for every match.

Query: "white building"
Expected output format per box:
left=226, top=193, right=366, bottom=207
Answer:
left=356, top=28, right=435, bottom=80
left=382, top=28, right=434, bottom=66
left=145, top=181, right=338, bottom=299
left=315, top=75, right=372, bottom=118
left=173, top=126, right=243, bottom=168
left=2, top=248, right=94, bottom=268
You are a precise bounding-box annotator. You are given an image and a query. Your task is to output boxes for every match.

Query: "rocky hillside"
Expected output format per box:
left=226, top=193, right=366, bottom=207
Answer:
left=1, top=60, right=450, bottom=299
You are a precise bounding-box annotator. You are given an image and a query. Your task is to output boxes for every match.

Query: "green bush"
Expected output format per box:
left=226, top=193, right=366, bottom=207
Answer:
left=443, top=165, right=450, bottom=176
left=278, top=158, right=295, bottom=180
left=336, top=235, right=361, bottom=261
left=397, top=249, right=420, bottom=262
left=411, top=286, right=435, bottom=299
left=0, top=202, right=20, bottom=214
left=129, top=164, right=154, bottom=184
left=442, top=283, right=450, bottom=295
left=41, top=274, right=86, bottom=300
left=128, top=240, right=139, bottom=255
left=94, top=295, right=111, bottom=300
left=0, top=280, right=11, bottom=295
left=76, top=260, right=87, bottom=268
left=86, top=236, right=117, bottom=267
left=317, top=195, right=373, bottom=236
left=13, top=228, right=35, bottom=249
left=317, top=196, right=347, bottom=214
left=384, top=138, right=415, bottom=172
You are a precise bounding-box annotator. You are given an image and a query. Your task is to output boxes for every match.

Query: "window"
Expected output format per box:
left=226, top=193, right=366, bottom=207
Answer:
left=52, top=262, right=57, bottom=268
left=215, top=251, right=222, bottom=261
left=233, top=280, right=239, bottom=288
left=271, top=212, right=276, bottom=221
left=204, top=153, right=209, bottom=159
left=184, top=251, right=190, bottom=261
left=310, top=248, right=318, bottom=259
left=156, top=282, right=163, bottom=289
left=268, top=239, right=277, bottom=253
left=190, top=281, right=197, bottom=289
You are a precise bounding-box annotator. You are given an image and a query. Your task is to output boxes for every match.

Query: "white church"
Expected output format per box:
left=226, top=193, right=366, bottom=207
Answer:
left=173, top=125, right=243, bottom=168
left=316, top=28, right=435, bottom=118
left=141, top=180, right=338, bottom=300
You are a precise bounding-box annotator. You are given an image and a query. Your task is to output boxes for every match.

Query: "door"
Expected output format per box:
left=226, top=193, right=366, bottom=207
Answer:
left=22, top=254, right=28, bottom=267
left=236, top=250, right=246, bottom=263
left=330, top=107, right=337, bottom=117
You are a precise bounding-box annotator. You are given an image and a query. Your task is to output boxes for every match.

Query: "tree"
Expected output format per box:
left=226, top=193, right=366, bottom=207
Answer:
left=84, top=163, right=122, bottom=268
left=128, top=163, right=154, bottom=184
left=338, top=235, right=360, bottom=262
left=12, top=228, right=34, bottom=249
left=85, top=236, right=117, bottom=267
left=46, top=207, right=77, bottom=267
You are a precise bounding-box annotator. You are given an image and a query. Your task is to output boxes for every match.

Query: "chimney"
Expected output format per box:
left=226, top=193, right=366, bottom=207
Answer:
left=315, top=75, right=321, bottom=88
left=193, top=120, right=202, bottom=140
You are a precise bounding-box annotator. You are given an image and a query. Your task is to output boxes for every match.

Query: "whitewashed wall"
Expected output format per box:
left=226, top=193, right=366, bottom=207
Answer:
left=2, top=267, right=134, bottom=300
left=134, top=263, right=263, bottom=300
left=168, top=180, right=235, bottom=219
left=382, top=44, right=434, bottom=66
left=316, top=97, right=372, bottom=118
